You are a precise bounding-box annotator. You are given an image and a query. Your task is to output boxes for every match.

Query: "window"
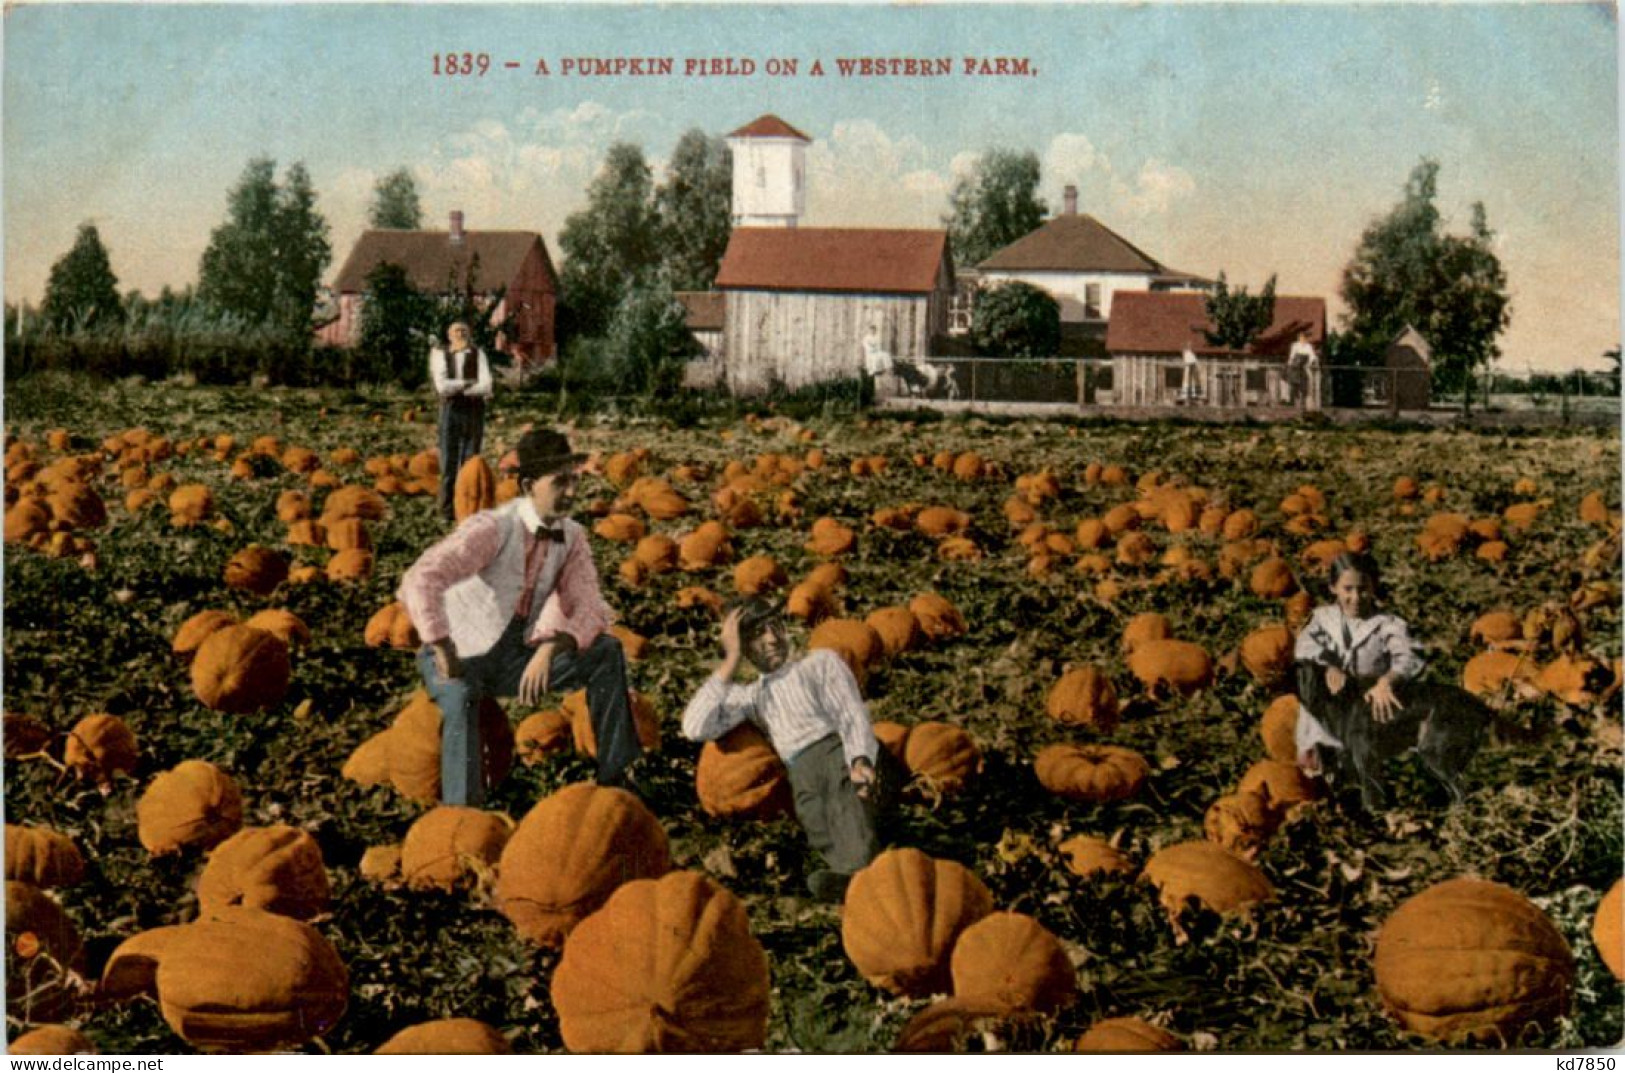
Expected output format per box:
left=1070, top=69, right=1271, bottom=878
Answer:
left=756, top=166, right=766, bottom=188
left=1245, top=368, right=1266, bottom=392
left=1084, top=283, right=1103, bottom=320
left=1164, top=366, right=1184, bottom=389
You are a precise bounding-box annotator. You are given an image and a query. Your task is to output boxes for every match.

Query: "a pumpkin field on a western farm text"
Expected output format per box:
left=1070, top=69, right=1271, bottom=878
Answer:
left=3, top=375, right=1621, bottom=1053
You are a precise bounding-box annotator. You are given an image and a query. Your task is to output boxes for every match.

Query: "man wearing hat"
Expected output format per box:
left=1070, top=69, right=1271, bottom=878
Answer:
left=681, top=596, right=897, bottom=902
left=400, top=427, right=642, bottom=805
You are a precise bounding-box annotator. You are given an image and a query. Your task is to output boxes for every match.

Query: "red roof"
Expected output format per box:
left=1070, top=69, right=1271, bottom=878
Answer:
left=715, top=228, right=951, bottom=295
left=1105, top=291, right=1327, bottom=358
left=981, top=213, right=1180, bottom=274
left=727, top=114, right=811, bottom=142
left=332, top=230, right=553, bottom=294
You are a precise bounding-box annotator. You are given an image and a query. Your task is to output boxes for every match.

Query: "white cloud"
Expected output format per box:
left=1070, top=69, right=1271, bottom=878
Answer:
left=1043, top=132, right=1108, bottom=188
left=804, top=119, right=951, bottom=228
left=1109, top=158, right=1197, bottom=218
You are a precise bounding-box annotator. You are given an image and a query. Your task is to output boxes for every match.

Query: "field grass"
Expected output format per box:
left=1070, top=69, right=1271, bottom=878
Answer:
left=4, top=373, right=1621, bottom=1053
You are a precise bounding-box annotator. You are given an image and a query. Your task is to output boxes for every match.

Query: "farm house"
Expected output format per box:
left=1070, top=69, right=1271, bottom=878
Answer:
left=710, top=228, right=955, bottom=395
left=1105, top=291, right=1327, bottom=408
left=317, top=211, right=558, bottom=369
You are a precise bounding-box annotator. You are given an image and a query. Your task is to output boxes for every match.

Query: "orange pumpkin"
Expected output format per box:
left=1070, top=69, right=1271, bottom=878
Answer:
left=4, top=825, right=85, bottom=889
left=806, top=517, right=856, bottom=558
left=1259, top=695, right=1299, bottom=763
left=901, top=722, right=982, bottom=794
left=695, top=724, right=792, bottom=820
left=841, top=847, right=994, bottom=996
left=137, top=760, right=244, bottom=855
left=376, top=1019, right=512, bottom=1055
left=1045, top=667, right=1119, bottom=731
left=949, top=912, right=1076, bottom=1015
left=1075, top=1017, right=1183, bottom=1052
left=223, top=545, right=289, bottom=596
left=1239, top=625, right=1293, bottom=685
left=1034, top=744, right=1149, bottom=803
left=64, top=713, right=139, bottom=785
left=1593, top=879, right=1623, bottom=981
left=1057, top=835, right=1135, bottom=879
left=1203, top=791, right=1277, bottom=860
left=399, top=807, right=512, bottom=891
left=454, top=455, right=495, bottom=520
left=172, top=609, right=238, bottom=658
left=1142, top=841, right=1274, bottom=921
left=1127, top=639, right=1213, bottom=695
left=191, top=625, right=290, bottom=714
left=195, top=825, right=330, bottom=919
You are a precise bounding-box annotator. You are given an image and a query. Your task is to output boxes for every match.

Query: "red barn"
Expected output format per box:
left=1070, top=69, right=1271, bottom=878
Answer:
left=318, top=211, right=557, bottom=368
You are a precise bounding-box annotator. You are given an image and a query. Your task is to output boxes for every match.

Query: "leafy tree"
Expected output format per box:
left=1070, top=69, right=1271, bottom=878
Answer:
left=944, top=149, right=1047, bottom=268
left=427, top=256, right=516, bottom=371
left=970, top=281, right=1060, bottom=358
left=604, top=278, right=701, bottom=396
left=369, top=168, right=423, bottom=230
left=1340, top=159, right=1510, bottom=393
left=197, top=157, right=332, bottom=336
left=558, top=143, right=661, bottom=341
left=357, top=262, right=433, bottom=386
left=1202, top=271, right=1277, bottom=351
left=654, top=129, right=733, bottom=291
left=41, top=223, right=121, bottom=332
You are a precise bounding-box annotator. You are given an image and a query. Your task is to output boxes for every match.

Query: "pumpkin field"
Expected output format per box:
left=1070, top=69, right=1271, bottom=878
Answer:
left=3, top=372, right=1622, bottom=1054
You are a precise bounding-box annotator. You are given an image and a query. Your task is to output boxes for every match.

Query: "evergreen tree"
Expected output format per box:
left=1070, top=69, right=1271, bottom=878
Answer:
left=369, top=168, right=423, bottom=229
left=1202, top=271, right=1278, bottom=351
left=1340, top=159, right=1510, bottom=392
left=944, top=149, right=1047, bottom=268
left=41, top=223, right=121, bottom=332
left=654, top=130, right=733, bottom=291
left=558, top=143, right=662, bottom=341
left=198, top=157, right=332, bottom=336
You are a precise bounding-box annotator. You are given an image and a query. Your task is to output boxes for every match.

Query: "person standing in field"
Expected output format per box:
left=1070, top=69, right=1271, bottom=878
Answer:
left=1287, top=329, right=1317, bottom=409
left=400, top=428, right=644, bottom=806
left=681, top=597, right=899, bottom=903
left=430, top=321, right=492, bottom=522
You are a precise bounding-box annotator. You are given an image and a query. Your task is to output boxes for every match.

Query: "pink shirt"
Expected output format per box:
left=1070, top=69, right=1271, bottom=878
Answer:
left=400, top=501, right=612, bottom=653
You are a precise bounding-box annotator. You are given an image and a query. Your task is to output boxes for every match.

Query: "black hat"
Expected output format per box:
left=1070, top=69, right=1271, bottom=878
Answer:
left=516, top=428, right=586, bottom=481
left=724, top=595, right=785, bottom=642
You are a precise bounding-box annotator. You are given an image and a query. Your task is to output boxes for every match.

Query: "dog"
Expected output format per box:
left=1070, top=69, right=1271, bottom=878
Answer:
left=892, top=359, right=961, bottom=400
left=1296, top=661, right=1489, bottom=811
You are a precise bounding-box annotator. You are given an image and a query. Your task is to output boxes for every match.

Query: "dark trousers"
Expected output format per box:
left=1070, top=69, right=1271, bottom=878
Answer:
left=416, top=620, right=641, bottom=806
left=785, top=735, right=898, bottom=876
left=437, top=396, right=485, bottom=519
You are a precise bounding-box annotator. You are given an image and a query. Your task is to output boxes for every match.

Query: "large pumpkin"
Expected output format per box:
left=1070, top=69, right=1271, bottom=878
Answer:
left=375, top=1019, right=512, bottom=1055
left=7, top=1025, right=97, bottom=1054
left=1239, top=625, right=1293, bottom=686
left=1120, top=612, right=1173, bottom=654
left=1142, top=841, right=1274, bottom=921
left=1045, top=667, right=1119, bottom=731
left=733, top=554, right=788, bottom=595
left=190, top=625, right=291, bottom=715
left=1237, top=759, right=1321, bottom=816
left=100, top=907, right=347, bottom=1052
left=679, top=521, right=732, bottom=571
left=6, top=881, right=84, bottom=1023
left=195, top=825, right=330, bottom=920
left=63, top=713, right=139, bottom=786
left=1203, top=791, right=1277, bottom=861
left=808, top=619, right=884, bottom=685
left=1074, top=1016, right=1183, bottom=1052
left=222, top=545, right=288, bottom=596
left=949, top=911, right=1076, bottom=1015
left=841, top=847, right=994, bottom=996
left=515, top=708, right=573, bottom=765
left=901, top=722, right=982, bottom=794
left=399, top=807, right=512, bottom=891
left=1259, top=695, right=1300, bottom=763
left=562, top=689, right=661, bottom=758
left=551, top=870, right=769, bottom=1053
left=1374, top=877, right=1574, bottom=1043
left=137, top=760, right=244, bottom=856
left=1593, top=879, right=1623, bottom=981
left=1127, top=639, right=1213, bottom=695
left=496, top=784, right=670, bottom=947
left=866, top=607, right=921, bottom=658
left=695, top=724, right=792, bottom=820
left=172, top=610, right=238, bottom=658
left=1057, top=835, right=1135, bottom=880
left=909, top=593, right=966, bottom=641
left=454, top=455, right=495, bottom=520
left=377, top=690, right=512, bottom=804
left=4, top=825, right=86, bottom=889
left=1034, top=744, right=1150, bottom=803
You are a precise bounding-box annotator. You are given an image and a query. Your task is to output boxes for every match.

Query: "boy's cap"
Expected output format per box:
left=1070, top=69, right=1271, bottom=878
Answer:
left=724, top=595, right=784, bottom=641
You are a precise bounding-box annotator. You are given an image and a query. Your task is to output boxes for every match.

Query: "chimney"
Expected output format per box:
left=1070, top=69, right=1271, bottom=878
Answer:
left=1063, top=185, right=1078, bottom=216
left=449, top=210, right=465, bottom=245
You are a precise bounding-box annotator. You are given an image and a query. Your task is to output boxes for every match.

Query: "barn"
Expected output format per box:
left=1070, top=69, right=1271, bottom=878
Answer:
left=317, top=211, right=558, bottom=369
left=1105, top=291, right=1327, bottom=408
left=711, top=227, right=954, bottom=395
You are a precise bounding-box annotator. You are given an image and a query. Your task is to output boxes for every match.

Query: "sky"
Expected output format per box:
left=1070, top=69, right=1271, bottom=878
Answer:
left=3, top=2, right=1620, bottom=372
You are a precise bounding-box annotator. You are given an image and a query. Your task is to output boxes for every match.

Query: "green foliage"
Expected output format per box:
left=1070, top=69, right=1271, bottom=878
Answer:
left=1340, top=159, right=1511, bottom=394
left=970, top=280, right=1061, bottom=357
left=944, top=149, right=1047, bottom=268
left=655, top=130, right=733, bottom=292
left=558, top=143, right=661, bottom=341
left=1203, top=271, right=1278, bottom=352
left=368, top=168, right=423, bottom=230
left=603, top=279, right=702, bottom=397
left=357, top=262, right=434, bottom=387
left=197, top=157, right=332, bottom=337
left=41, top=223, right=121, bottom=333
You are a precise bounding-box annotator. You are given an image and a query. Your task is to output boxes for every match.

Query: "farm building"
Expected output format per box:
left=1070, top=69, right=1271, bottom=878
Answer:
left=676, top=290, right=726, bottom=388
left=727, top=114, right=809, bottom=228
left=965, top=186, right=1211, bottom=341
left=1383, top=324, right=1434, bottom=410
left=317, top=211, right=558, bottom=368
left=711, top=227, right=955, bottom=395
left=1104, top=291, right=1327, bottom=408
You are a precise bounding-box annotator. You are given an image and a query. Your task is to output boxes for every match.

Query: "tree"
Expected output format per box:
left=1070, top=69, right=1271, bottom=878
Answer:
left=1340, top=159, right=1510, bottom=393
left=1202, top=271, right=1277, bottom=351
left=369, top=168, right=423, bottom=230
left=654, top=130, right=733, bottom=291
left=944, top=149, right=1047, bottom=268
left=970, top=281, right=1060, bottom=358
left=41, top=223, right=120, bottom=332
left=197, top=157, right=332, bottom=336
left=357, top=262, right=433, bottom=386
left=603, top=279, right=701, bottom=396
left=558, top=143, right=661, bottom=341
left=1605, top=346, right=1620, bottom=396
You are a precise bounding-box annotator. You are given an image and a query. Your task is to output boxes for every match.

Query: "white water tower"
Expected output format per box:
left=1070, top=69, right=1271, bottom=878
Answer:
left=726, top=114, right=810, bottom=228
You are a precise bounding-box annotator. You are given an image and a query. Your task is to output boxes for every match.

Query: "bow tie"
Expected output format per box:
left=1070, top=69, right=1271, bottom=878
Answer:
left=534, top=524, right=564, bottom=542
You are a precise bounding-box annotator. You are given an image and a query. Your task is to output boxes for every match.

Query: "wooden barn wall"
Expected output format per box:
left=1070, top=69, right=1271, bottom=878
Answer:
left=721, top=291, right=934, bottom=394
